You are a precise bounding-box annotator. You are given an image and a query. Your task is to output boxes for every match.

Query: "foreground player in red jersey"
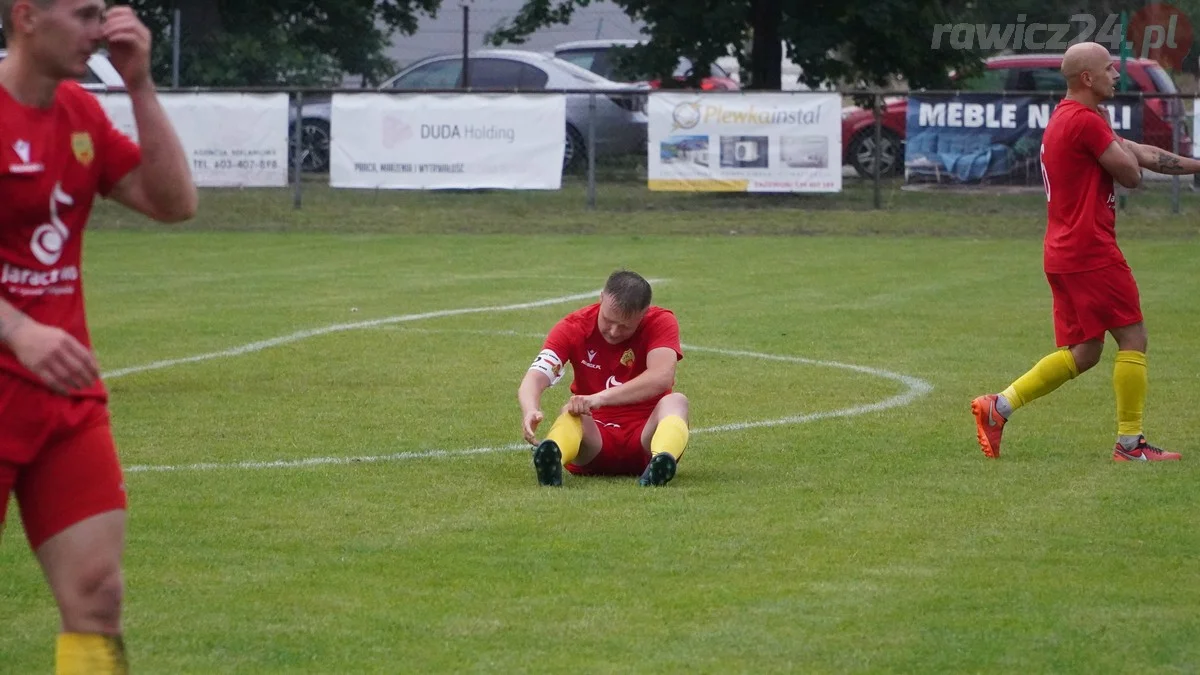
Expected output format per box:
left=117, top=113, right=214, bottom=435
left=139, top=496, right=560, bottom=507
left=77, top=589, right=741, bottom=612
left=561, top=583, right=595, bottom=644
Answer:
left=972, top=41, right=1200, bottom=462
left=518, top=270, right=690, bottom=486
left=0, top=0, right=196, bottom=671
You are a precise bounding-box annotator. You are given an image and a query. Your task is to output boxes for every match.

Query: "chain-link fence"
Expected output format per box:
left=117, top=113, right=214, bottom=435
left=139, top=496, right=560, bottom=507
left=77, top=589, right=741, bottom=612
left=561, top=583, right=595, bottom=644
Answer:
left=148, top=86, right=1200, bottom=218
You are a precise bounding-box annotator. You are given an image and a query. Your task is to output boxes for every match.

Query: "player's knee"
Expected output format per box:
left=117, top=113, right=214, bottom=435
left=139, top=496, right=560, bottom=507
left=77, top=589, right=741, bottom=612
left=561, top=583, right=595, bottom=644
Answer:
left=667, top=391, right=688, bottom=409
left=1074, top=350, right=1101, bottom=373
left=63, top=561, right=123, bottom=631
left=662, top=392, right=689, bottom=417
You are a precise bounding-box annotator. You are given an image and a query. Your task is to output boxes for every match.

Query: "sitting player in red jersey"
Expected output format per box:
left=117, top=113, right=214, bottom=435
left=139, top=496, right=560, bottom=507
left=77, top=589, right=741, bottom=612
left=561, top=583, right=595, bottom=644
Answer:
left=518, top=270, right=690, bottom=486
left=972, top=42, right=1200, bottom=462
left=0, top=1, right=197, bottom=672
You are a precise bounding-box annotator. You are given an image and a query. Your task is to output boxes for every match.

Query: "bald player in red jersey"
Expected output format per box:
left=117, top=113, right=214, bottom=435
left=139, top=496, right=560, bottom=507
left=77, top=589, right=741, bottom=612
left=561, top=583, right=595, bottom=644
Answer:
left=971, top=42, right=1200, bottom=462
left=518, top=270, right=690, bottom=486
left=0, top=0, right=196, bottom=671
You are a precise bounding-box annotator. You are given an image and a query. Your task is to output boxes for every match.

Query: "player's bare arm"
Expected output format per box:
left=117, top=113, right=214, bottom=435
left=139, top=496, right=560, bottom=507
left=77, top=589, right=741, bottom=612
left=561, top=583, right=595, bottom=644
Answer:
left=518, top=369, right=551, bottom=445
left=0, top=298, right=99, bottom=395
left=1097, top=140, right=1142, bottom=188
left=570, top=346, right=677, bottom=413
left=103, top=6, right=197, bottom=222
left=1120, top=139, right=1200, bottom=174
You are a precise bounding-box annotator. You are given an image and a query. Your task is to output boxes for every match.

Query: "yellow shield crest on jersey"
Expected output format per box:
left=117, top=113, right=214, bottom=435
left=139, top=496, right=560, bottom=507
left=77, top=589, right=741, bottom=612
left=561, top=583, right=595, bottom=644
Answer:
left=71, top=132, right=94, bottom=166
left=620, top=349, right=635, bottom=367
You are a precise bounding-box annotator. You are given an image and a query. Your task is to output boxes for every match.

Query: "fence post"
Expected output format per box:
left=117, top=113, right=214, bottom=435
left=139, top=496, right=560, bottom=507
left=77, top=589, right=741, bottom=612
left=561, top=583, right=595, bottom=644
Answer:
left=171, top=9, right=181, bottom=88
left=293, top=90, right=304, bottom=210
left=872, top=92, right=882, bottom=210
left=587, top=92, right=597, bottom=210
left=1171, top=95, right=1181, bottom=214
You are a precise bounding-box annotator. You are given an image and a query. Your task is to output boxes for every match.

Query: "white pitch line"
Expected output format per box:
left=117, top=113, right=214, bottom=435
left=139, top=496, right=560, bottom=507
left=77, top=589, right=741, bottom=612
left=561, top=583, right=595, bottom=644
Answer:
left=126, top=443, right=532, bottom=473
left=122, top=335, right=932, bottom=474
left=103, top=289, right=608, bottom=381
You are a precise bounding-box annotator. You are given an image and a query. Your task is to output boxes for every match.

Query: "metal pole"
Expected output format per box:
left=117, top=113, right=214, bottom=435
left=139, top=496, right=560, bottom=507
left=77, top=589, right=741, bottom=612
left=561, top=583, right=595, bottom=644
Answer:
left=1171, top=98, right=1181, bottom=214
left=171, top=8, right=181, bottom=88
left=461, top=4, right=470, bottom=88
left=587, top=93, right=596, bottom=209
left=293, top=91, right=304, bottom=210
left=1119, top=10, right=1129, bottom=211
left=872, top=92, right=882, bottom=210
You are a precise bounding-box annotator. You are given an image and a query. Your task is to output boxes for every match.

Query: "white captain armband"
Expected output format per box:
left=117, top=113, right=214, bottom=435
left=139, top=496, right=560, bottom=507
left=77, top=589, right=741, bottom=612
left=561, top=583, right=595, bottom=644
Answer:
left=529, top=349, right=565, bottom=386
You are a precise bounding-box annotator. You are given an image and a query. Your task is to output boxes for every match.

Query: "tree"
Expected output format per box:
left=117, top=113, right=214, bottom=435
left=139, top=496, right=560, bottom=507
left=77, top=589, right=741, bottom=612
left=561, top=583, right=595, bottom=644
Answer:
left=124, top=0, right=443, bottom=87
left=486, top=0, right=984, bottom=92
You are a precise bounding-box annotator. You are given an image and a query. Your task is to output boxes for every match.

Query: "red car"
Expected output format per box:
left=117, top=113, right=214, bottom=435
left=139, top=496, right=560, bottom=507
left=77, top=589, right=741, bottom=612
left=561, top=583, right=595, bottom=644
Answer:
left=841, top=54, right=1191, bottom=177
left=554, top=39, right=741, bottom=91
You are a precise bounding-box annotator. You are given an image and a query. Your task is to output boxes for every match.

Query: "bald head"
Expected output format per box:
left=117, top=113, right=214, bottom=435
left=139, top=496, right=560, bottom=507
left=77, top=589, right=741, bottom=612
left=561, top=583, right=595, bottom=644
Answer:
left=1062, top=42, right=1111, bottom=85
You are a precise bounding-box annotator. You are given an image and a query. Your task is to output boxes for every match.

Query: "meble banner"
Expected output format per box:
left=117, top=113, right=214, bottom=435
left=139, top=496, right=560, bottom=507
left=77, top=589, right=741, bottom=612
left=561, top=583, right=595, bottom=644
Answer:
left=648, top=93, right=842, bottom=192
left=329, top=94, right=565, bottom=190
left=95, top=93, right=289, bottom=188
left=904, top=94, right=1142, bottom=184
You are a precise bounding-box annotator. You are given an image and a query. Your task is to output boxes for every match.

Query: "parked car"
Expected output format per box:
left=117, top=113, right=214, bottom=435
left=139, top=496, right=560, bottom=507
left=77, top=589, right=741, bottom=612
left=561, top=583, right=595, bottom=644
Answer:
left=292, top=49, right=648, bottom=173
left=840, top=53, right=1191, bottom=178
left=0, top=49, right=124, bottom=91
left=554, top=39, right=740, bottom=91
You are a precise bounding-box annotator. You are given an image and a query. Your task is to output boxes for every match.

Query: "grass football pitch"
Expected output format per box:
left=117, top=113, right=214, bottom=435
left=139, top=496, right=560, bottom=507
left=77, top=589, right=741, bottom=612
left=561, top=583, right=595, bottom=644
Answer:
left=1, top=180, right=1198, bottom=673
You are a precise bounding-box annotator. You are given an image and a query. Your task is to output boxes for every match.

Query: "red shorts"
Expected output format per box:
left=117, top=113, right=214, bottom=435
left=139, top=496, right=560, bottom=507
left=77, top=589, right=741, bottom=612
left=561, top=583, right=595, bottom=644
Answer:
left=1046, top=262, right=1143, bottom=347
left=0, top=372, right=127, bottom=550
left=566, top=416, right=651, bottom=477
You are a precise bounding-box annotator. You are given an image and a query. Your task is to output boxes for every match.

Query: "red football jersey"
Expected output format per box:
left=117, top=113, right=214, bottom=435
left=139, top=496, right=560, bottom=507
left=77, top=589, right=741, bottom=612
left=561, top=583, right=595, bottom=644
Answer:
left=1040, top=99, right=1125, bottom=274
left=538, top=303, right=682, bottom=423
left=0, top=81, right=141, bottom=399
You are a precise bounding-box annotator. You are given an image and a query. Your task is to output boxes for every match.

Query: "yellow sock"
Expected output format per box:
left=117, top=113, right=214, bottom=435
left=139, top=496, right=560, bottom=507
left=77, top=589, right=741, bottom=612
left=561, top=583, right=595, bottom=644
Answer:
left=650, top=415, right=689, bottom=460
left=1113, top=350, right=1147, bottom=437
left=1001, top=348, right=1079, bottom=411
left=56, top=633, right=127, bottom=675
left=545, top=413, right=583, bottom=465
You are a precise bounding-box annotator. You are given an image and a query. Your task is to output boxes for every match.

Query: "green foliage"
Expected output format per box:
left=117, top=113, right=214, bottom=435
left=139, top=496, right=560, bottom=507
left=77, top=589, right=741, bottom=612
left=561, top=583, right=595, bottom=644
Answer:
left=126, top=0, right=442, bottom=87
left=487, top=0, right=983, bottom=92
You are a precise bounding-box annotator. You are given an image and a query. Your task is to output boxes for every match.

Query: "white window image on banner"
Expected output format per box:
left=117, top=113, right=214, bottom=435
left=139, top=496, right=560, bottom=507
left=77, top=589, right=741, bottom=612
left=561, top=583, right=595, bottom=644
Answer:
left=780, top=136, right=828, bottom=169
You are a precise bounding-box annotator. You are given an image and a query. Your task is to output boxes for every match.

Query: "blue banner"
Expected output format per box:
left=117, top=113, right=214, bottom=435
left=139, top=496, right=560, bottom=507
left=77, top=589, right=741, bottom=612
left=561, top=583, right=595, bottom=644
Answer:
left=904, top=94, right=1143, bottom=184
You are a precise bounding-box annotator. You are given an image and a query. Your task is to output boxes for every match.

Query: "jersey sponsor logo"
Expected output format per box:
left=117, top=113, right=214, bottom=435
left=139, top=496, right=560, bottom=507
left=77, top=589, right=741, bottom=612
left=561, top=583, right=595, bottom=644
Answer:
left=31, top=183, right=75, bottom=265
left=3, top=182, right=81, bottom=298
left=605, top=375, right=623, bottom=389
left=8, top=139, right=44, bottom=174
left=581, top=348, right=602, bottom=370
left=620, top=349, right=635, bottom=367
left=71, top=132, right=94, bottom=167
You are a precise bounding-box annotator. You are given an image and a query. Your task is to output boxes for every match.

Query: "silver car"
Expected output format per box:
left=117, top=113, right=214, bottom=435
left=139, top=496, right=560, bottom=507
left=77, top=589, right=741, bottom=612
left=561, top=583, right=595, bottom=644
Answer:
left=0, top=49, right=124, bottom=90
left=294, top=49, right=648, bottom=173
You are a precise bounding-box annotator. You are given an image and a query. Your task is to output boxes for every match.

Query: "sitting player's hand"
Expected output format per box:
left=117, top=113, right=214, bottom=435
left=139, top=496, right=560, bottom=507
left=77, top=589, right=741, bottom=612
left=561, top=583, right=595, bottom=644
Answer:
left=522, top=409, right=544, bottom=445
left=6, top=319, right=100, bottom=395
left=566, top=394, right=599, bottom=415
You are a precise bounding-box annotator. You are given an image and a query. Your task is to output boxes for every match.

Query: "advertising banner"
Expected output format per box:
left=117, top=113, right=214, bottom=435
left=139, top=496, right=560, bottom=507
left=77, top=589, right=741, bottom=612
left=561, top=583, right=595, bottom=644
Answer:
left=904, top=94, right=1143, bottom=184
left=97, top=93, right=289, bottom=188
left=329, top=94, right=566, bottom=190
left=648, top=93, right=842, bottom=192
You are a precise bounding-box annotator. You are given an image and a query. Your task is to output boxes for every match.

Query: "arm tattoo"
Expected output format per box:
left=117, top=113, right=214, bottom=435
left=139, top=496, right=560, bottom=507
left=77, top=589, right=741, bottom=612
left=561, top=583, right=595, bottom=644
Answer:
left=1155, top=151, right=1184, bottom=173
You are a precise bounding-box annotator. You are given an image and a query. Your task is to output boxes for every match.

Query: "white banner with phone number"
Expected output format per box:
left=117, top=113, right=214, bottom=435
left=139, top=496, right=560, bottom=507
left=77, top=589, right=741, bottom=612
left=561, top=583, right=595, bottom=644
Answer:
left=93, top=93, right=289, bottom=188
